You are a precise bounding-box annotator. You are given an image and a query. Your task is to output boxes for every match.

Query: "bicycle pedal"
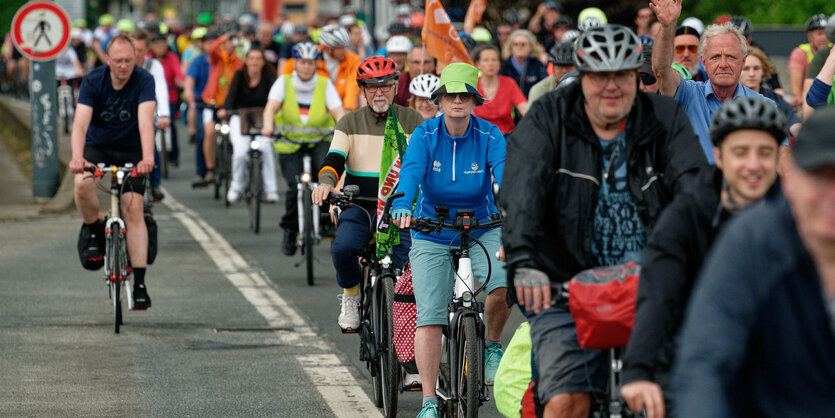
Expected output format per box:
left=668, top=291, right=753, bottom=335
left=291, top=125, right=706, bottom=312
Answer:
left=340, top=327, right=359, bottom=334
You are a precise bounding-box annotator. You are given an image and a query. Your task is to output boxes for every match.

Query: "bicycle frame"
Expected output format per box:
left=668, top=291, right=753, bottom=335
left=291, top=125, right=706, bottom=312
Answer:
left=297, top=150, right=321, bottom=245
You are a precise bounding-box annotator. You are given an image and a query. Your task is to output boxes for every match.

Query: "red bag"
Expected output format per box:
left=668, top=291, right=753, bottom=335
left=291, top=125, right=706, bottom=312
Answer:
left=392, top=263, right=417, bottom=363
left=568, top=261, right=640, bottom=350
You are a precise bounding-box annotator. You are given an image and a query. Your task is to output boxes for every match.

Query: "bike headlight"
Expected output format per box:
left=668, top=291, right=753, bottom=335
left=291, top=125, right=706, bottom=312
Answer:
left=249, top=140, right=260, bottom=150
left=220, top=124, right=230, bottom=135
left=300, top=172, right=311, bottom=183
left=462, top=291, right=474, bottom=303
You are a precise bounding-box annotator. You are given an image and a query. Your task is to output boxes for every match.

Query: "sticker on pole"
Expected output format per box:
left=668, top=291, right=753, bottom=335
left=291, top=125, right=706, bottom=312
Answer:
left=10, top=1, right=71, bottom=62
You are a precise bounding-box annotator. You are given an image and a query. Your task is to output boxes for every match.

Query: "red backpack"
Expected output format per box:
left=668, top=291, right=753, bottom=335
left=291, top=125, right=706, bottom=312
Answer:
left=568, top=262, right=641, bottom=350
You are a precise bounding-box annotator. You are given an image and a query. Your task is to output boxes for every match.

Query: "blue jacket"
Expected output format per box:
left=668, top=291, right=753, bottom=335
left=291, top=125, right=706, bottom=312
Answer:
left=672, top=195, right=835, bottom=417
left=393, top=115, right=505, bottom=245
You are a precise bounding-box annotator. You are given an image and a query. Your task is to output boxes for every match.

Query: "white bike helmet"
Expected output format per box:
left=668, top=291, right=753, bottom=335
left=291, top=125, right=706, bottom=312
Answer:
left=319, top=24, right=350, bottom=48
left=409, top=74, right=441, bottom=99
left=386, top=35, right=412, bottom=53
left=292, top=42, right=321, bottom=60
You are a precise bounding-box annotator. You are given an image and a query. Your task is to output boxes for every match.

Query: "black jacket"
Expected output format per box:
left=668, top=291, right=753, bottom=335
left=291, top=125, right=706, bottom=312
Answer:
left=622, top=166, right=781, bottom=384
left=502, top=82, right=706, bottom=290
left=499, top=56, right=548, bottom=97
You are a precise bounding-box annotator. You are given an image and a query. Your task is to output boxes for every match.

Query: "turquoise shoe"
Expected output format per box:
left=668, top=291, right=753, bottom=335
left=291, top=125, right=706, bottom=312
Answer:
left=484, top=343, right=504, bottom=385
left=416, top=401, right=440, bottom=418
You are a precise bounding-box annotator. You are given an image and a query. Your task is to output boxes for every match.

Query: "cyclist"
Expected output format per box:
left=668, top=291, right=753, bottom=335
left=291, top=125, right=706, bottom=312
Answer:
left=472, top=44, right=527, bottom=135
left=788, top=14, right=830, bottom=109
left=390, top=62, right=509, bottom=418
left=501, top=25, right=705, bottom=418
left=318, top=24, right=362, bottom=111
left=620, top=97, right=785, bottom=417
left=69, top=34, right=156, bottom=309
left=671, top=107, right=835, bottom=416
left=150, top=33, right=184, bottom=168
left=185, top=30, right=217, bottom=188
left=394, top=46, right=437, bottom=107
left=528, top=41, right=576, bottom=105
left=309, top=56, right=423, bottom=332
left=499, top=29, right=547, bottom=97
left=223, top=47, right=279, bottom=203
left=261, top=42, right=346, bottom=255
left=385, top=35, right=412, bottom=72
left=408, top=73, right=441, bottom=120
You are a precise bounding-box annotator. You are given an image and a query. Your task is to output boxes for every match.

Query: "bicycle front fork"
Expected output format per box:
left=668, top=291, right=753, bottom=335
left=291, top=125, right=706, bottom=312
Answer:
left=297, top=155, right=320, bottom=243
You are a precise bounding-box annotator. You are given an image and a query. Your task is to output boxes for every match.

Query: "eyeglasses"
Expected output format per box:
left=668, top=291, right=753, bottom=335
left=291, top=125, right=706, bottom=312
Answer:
left=364, top=83, right=395, bottom=93
left=675, top=45, right=699, bottom=54
left=585, top=71, right=636, bottom=87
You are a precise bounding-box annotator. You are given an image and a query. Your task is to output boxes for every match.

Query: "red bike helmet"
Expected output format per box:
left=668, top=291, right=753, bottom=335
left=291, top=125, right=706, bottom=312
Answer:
left=356, top=56, right=400, bottom=85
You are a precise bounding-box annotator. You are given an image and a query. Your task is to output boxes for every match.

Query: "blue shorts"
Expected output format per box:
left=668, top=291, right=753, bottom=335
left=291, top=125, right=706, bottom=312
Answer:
left=410, top=227, right=507, bottom=327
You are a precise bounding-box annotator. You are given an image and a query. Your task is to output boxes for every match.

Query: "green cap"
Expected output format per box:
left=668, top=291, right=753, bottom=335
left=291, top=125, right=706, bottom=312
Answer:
left=191, top=27, right=208, bottom=40
left=471, top=27, right=492, bottom=44
left=73, top=18, right=87, bottom=28
left=99, top=14, right=115, bottom=26
left=116, top=19, right=134, bottom=33
left=197, top=12, right=213, bottom=26
left=432, top=62, right=485, bottom=105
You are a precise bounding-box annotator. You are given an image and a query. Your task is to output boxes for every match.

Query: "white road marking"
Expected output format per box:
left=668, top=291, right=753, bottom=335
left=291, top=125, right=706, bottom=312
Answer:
left=162, top=191, right=381, bottom=418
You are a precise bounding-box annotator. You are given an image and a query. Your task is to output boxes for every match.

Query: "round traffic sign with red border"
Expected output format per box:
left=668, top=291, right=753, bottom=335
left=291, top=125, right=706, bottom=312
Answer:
left=11, top=1, right=71, bottom=62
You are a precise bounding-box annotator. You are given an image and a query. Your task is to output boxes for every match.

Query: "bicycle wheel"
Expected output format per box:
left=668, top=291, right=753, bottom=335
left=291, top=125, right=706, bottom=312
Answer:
left=378, top=276, right=399, bottom=417
left=221, top=139, right=232, bottom=207
left=249, top=155, right=262, bottom=233
left=157, top=129, right=169, bottom=180
left=303, top=186, right=314, bottom=286
left=369, top=283, right=383, bottom=408
left=110, top=230, right=122, bottom=334
left=457, top=316, right=479, bottom=418
left=62, top=92, right=72, bottom=134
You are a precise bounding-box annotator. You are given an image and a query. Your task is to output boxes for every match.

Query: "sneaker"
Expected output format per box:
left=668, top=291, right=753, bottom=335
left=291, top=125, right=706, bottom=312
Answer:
left=133, top=284, right=152, bottom=310
left=404, top=373, right=422, bottom=389
left=484, top=343, right=504, bottom=385
left=227, top=188, right=242, bottom=202
left=281, top=229, right=298, bottom=256
left=151, top=187, right=165, bottom=202
left=264, top=192, right=279, bottom=203
left=191, top=176, right=208, bottom=188
left=337, top=294, right=361, bottom=331
left=416, top=401, right=439, bottom=418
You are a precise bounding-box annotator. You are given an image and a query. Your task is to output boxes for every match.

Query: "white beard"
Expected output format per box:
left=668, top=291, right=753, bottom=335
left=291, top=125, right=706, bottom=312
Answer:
left=370, top=99, right=389, bottom=113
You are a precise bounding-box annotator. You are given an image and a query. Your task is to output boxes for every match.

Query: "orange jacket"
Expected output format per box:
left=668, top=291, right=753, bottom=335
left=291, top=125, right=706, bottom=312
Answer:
left=201, top=36, right=244, bottom=106
left=281, top=49, right=361, bottom=111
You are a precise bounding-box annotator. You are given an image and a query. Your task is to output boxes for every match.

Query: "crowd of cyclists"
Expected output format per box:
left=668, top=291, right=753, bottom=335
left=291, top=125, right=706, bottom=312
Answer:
left=6, top=0, right=835, bottom=416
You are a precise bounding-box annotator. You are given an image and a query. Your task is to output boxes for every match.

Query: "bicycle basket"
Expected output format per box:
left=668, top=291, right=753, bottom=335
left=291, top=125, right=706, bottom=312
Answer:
left=568, top=261, right=640, bottom=349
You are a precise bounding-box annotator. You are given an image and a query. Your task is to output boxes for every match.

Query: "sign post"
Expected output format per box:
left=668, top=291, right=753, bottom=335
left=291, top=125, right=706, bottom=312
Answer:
left=10, top=1, right=71, bottom=199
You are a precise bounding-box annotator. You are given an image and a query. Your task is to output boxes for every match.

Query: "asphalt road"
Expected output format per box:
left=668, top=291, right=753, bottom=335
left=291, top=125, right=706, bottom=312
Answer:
left=0, top=135, right=525, bottom=417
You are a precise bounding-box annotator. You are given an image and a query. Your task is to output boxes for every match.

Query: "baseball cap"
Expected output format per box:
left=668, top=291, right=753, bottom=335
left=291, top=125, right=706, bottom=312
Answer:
left=793, top=107, right=835, bottom=171
left=544, top=1, right=561, bottom=11
left=675, top=25, right=701, bottom=38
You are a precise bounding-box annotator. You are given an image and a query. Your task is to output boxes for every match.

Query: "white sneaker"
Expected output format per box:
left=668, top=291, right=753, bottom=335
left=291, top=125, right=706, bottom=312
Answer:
left=337, top=294, right=361, bottom=331
left=227, top=188, right=242, bottom=202
left=265, top=192, right=279, bottom=203
left=404, top=373, right=422, bottom=388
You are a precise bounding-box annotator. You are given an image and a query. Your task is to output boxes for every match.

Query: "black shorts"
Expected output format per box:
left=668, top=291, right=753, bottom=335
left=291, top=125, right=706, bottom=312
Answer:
left=83, top=144, right=146, bottom=195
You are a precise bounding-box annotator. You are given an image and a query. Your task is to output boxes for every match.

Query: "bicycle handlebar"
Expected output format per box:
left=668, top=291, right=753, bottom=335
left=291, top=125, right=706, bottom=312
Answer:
left=271, top=126, right=334, bottom=144
left=83, top=164, right=139, bottom=178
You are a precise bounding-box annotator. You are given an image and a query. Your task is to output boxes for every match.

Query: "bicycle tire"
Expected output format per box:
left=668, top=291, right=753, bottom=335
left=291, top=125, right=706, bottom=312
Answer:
left=458, top=316, right=479, bottom=418
left=303, top=187, right=314, bottom=286
left=63, top=92, right=72, bottom=134
left=221, top=139, right=232, bottom=207
left=111, top=230, right=122, bottom=334
left=249, top=155, right=262, bottom=233
left=369, top=282, right=383, bottom=408
left=158, top=129, right=169, bottom=180
left=379, top=276, right=399, bottom=417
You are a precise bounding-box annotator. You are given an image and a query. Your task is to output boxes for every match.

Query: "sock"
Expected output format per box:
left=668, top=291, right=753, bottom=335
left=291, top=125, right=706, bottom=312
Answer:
left=343, top=285, right=359, bottom=296
left=486, top=339, right=501, bottom=348
left=423, top=396, right=438, bottom=405
left=133, top=268, right=146, bottom=288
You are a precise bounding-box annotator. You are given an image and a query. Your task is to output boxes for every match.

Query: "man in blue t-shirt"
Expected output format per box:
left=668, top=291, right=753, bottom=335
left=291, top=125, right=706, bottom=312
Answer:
left=184, top=31, right=214, bottom=186
left=69, top=33, right=157, bottom=310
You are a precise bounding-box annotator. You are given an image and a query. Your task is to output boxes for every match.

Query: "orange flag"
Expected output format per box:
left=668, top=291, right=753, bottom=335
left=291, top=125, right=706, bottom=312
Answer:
left=463, top=0, right=487, bottom=33
left=422, top=0, right=474, bottom=67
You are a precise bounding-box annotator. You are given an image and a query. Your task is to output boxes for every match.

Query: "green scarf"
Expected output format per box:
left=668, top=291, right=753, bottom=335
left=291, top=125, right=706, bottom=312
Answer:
left=376, top=105, right=409, bottom=259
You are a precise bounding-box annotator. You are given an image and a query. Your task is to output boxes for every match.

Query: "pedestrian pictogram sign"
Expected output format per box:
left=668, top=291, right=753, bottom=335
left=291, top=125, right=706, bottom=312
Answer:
left=11, top=1, right=71, bottom=62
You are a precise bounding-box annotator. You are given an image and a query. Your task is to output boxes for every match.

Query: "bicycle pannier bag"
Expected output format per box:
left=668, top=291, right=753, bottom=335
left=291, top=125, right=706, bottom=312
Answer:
left=392, top=263, right=417, bottom=363
left=568, top=261, right=640, bottom=349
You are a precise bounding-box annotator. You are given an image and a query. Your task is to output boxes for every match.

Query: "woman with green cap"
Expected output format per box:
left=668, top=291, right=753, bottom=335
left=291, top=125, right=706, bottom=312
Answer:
left=391, top=62, right=510, bottom=418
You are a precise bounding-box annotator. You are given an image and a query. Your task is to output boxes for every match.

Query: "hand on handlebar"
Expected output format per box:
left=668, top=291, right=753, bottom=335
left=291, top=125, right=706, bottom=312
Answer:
left=312, top=184, right=335, bottom=206
left=136, top=158, right=155, bottom=176
left=621, top=381, right=666, bottom=418
left=514, top=267, right=551, bottom=315
left=261, top=124, right=273, bottom=137
left=391, top=209, right=412, bottom=229
left=216, top=108, right=228, bottom=120
left=70, top=156, right=89, bottom=174
left=155, top=117, right=171, bottom=129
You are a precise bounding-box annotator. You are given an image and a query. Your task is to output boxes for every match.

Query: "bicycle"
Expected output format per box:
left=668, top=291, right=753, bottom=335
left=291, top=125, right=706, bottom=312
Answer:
left=272, top=125, right=334, bottom=286
left=83, top=163, right=144, bottom=334
left=57, top=77, right=79, bottom=134
left=155, top=121, right=172, bottom=179
left=213, top=112, right=233, bottom=207
left=385, top=194, right=502, bottom=418
left=237, top=108, right=267, bottom=234
left=327, top=185, right=402, bottom=417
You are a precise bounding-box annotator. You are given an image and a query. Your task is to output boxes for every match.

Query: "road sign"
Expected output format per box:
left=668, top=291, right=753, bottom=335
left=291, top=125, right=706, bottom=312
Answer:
left=10, top=1, right=71, bottom=62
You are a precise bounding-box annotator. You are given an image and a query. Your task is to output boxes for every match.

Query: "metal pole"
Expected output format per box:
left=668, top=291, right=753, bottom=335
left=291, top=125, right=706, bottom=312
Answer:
left=29, top=60, right=60, bottom=199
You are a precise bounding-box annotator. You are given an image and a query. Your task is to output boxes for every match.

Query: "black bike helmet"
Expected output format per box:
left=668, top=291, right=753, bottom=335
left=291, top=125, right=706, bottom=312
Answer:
left=729, top=16, right=753, bottom=37
left=549, top=41, right=575, bottom=66
left=574, top=24, right=642, bottom=72
left=806, top=13, right=828, bottom=31
left=709, top=97, right=786, bottom=146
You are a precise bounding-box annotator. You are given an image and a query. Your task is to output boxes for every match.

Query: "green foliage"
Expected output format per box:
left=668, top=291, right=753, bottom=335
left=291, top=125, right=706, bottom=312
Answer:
left=1, top=0, right=29, bottom=39
left=681, top=0, right=834, bottom=26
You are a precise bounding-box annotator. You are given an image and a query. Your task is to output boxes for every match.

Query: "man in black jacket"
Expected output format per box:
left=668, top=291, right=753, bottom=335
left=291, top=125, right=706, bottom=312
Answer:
left=502, top=25, right=706, bottom=417
left=670, top=107, right=835, bottom=417
left=620, top=97, right=786, bottom=417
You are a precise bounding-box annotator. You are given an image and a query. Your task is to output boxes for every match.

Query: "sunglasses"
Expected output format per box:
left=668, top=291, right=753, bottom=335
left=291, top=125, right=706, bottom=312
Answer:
left=640, top=73, right=657, bottom=85
left=675, top=45, right=698, bottom=54
left=442, top=93, right=475, bottom=102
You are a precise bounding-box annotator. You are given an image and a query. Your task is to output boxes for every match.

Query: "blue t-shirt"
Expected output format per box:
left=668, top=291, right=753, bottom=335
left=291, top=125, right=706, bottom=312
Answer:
left=186, top=53, right=210, bottom=100
left=591, top=132, right=646, bottom=266
left=674, top=78, right=775, bottom=164
left=78, top=65, right=156, bottom=151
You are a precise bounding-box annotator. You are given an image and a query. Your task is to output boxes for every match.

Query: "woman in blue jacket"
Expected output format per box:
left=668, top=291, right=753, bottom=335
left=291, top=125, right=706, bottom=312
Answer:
left=391, top=63, right=510, bottom=418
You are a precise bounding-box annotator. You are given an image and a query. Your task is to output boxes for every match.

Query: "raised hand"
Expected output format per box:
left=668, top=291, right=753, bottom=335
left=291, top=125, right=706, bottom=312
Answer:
left=649, top=0, right=681, bottom=27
